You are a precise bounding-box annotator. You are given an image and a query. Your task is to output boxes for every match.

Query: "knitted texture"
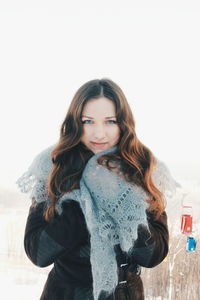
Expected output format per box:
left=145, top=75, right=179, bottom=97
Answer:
left=16, top=145, right=179, bottom=300
left=16, top=145, right=53, bottom=203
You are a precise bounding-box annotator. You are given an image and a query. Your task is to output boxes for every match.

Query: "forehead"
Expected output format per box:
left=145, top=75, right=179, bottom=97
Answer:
left=82, top=97, right=116, bottom=116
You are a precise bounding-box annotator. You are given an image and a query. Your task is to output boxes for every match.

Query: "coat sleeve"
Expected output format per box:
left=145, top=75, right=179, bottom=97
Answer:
left=24, top=200, right=89, bottom=268
left=128, top=210, right=169, bottom=268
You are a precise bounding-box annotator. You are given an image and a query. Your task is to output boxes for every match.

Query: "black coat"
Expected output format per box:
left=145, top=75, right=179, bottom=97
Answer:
left=24, top=199, right=169, bottom=300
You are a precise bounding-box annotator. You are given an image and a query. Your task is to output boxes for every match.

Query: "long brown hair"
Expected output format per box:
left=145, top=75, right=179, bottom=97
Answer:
left=45, top=78, right=164, bottom=220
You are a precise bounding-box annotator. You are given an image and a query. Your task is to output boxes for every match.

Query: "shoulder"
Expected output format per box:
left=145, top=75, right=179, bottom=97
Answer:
left=27, top=144, right=55, bottom=180
left=152, top=159, right=181, bottom=196
left=16, top=144, right=55, bottom=200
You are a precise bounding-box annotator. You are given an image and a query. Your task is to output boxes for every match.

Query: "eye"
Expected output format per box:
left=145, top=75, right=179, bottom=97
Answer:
left=81, top=119, right=93, bottom=124
left=106, top=120, right=117, bottom=124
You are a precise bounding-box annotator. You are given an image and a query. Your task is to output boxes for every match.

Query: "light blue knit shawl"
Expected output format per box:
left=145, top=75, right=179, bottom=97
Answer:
left=16, top=145, right=178, bottom=300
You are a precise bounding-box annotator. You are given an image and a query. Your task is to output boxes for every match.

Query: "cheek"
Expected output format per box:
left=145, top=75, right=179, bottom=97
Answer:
left=82, top=127, right=89, bottom=136
left=81, top=127, right=91, bottom=140
left=111, top=127, right=120, bottom=140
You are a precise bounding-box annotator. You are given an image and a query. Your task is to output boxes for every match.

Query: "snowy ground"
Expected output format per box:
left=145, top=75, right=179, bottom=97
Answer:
left=0, top=272, right=46, bottom=300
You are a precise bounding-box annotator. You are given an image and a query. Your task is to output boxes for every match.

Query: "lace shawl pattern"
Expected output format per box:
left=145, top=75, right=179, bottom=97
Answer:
left=16, top=145, right=54, bottom=203
left=16, top=145, right=179, bottom=300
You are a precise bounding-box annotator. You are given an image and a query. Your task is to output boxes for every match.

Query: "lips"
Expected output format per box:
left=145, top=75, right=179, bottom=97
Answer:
left=91, top=142, right=108, bottom=146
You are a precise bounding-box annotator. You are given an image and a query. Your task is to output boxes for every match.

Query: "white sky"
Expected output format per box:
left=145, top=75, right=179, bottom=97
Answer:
left=0, top=0, right=200, bottom=189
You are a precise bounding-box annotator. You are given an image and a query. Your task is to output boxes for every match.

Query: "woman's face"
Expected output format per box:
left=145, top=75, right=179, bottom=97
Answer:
left=80, top=97, right=120, bottom=154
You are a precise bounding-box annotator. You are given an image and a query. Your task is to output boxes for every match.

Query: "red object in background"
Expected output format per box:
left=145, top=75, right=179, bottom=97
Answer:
left=181, top=206, right=193, bottom=234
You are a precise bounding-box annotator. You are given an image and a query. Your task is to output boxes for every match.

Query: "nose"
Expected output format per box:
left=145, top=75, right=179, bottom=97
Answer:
left=93, top=124, right=106, bottom=140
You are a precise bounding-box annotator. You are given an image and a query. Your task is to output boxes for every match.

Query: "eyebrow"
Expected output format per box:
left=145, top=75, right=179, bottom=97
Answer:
left=81, top=115, right=117, bottom=119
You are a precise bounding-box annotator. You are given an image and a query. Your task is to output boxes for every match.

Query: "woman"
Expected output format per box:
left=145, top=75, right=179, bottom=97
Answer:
left=17, top=78, right=178, bottom=300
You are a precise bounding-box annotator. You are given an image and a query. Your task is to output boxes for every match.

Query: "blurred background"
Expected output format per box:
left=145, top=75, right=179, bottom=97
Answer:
left=0, top=1, right=200, bottom=299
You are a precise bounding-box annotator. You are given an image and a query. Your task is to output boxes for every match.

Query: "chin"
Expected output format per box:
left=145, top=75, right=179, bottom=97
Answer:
left=93, top=149, right=105, bottom=154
